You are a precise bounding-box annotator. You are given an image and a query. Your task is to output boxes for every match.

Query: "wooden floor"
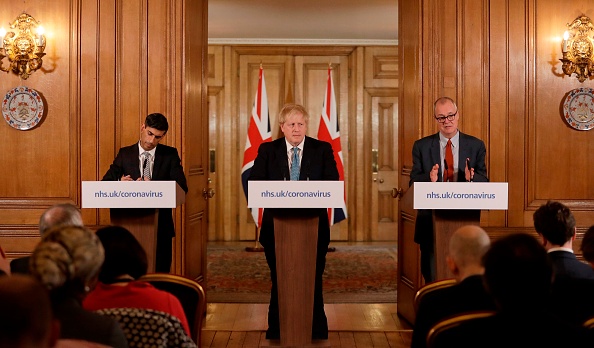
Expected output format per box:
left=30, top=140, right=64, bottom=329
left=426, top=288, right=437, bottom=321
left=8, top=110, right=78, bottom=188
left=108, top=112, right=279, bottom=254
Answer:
left=201, top=303, right=413, bottom=347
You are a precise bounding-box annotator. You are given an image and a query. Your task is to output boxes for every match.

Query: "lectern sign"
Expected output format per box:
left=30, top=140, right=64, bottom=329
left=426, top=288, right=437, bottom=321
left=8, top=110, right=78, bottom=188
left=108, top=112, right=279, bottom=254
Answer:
left=248, top=181, right=344, bottom=208
left=81, top=181, right=185, bottom=208
left=414, top=182, right=508, bottom=210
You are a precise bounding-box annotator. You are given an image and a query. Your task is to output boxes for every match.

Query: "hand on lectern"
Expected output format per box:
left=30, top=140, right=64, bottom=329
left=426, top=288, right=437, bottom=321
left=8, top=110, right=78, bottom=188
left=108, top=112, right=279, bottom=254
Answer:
left=430, top=163, right=439, bottom=182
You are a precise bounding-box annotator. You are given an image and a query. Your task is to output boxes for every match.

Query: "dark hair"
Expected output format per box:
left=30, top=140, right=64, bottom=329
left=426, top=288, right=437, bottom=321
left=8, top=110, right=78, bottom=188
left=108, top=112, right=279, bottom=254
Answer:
left=96, top=226, right=148, bottom=283
left=581, top=225, right=594, bottom=263
left=532, top=200, right=575, bottom=245
left=483, top=233, right=552, bottom=310
left=145, top=113, right=169, bottom=133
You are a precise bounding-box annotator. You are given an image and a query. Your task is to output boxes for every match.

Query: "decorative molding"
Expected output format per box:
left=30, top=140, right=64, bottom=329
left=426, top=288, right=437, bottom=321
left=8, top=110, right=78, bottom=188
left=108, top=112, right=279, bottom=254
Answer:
left=208, top=38, right=398, bottom=46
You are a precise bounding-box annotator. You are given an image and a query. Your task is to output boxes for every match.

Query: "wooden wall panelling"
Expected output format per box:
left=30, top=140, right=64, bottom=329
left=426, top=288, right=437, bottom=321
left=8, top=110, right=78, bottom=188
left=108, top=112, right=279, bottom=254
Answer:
left=178, top=0, right=209, bottom=280
left=529, top=0, right=594, bottom=227
left=352, top=47, right=367, bottom=241
left=0, top=2, right=80, bottom=258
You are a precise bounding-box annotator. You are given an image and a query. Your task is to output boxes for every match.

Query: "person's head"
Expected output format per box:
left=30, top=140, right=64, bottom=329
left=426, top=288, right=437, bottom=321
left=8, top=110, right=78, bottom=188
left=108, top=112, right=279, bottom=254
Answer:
left=140, top=113, right=169, bottom=151
left=279, top=103, right=309, bottom=147
left=580, top=225, right=594, bottom=267
left=482, top=233, right=553, bottom=310
left=446, top=225, right=491, bottom=280
left=95, top=225, right=148, bottom=283
left=0, top=275, right=59, bottom=348
left=434, top=97, right=459, bottom=139
left=533, top=200, right=576, bottom=247
left=30, top=225, right=104, bottom=302
left=39, top=203, right=83, bottom=236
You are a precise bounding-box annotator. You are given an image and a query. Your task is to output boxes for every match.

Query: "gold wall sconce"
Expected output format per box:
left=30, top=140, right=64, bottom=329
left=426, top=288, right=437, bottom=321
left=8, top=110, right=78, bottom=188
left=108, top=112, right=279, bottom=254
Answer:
left=0, top=13, right=46, bottom=80
left=560, top=15, right=594, bottom=83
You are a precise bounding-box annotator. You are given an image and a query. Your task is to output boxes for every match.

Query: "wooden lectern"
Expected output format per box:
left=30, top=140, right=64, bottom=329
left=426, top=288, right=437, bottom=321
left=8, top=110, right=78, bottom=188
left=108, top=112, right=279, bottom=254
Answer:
left=272, top=209, right=322, bottom=347
left=247, top=181, right=343, bottom=347
left=81, top=181, right=185, bottom=273
left=432, top=209, right=480, bottom=280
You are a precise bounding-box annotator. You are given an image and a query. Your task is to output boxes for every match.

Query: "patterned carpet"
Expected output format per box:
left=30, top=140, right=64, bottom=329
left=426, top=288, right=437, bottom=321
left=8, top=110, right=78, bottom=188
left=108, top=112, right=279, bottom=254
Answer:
left=206, top=245, right=397, bottom=303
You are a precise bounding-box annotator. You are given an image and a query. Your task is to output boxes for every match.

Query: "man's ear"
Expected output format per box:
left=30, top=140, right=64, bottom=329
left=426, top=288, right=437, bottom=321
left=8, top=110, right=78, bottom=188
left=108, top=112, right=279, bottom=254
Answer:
left=446, top=256, right=458, bottom=275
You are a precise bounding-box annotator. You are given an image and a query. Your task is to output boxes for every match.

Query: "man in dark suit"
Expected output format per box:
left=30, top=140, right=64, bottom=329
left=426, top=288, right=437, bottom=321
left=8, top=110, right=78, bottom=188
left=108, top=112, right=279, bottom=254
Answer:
left=409, top=96, right=488, bottom=282
left=248, top=103, right=339, bottom=340
left=411, top=225, right=496, bottom=348
left=533, top=200, right=594, bottom=281
left=102, top=113, right=188, bottom=273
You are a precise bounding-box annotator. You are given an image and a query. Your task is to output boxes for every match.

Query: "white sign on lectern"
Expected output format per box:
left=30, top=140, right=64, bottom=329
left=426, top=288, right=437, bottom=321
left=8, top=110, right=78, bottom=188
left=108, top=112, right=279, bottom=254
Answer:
left=248, top=181, right=344, bottom=208
left=81, top=181, right=185, bottom=208
left=414, top=182, right=508, bottom=210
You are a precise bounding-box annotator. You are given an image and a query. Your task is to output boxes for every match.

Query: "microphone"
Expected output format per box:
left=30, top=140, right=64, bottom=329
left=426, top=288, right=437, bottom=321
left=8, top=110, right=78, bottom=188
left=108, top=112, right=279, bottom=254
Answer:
left=443, top=158, right=449, bottom=182
left=283, top=162, right=289, bottom=181
left=304, top=159, right=311, bottom=181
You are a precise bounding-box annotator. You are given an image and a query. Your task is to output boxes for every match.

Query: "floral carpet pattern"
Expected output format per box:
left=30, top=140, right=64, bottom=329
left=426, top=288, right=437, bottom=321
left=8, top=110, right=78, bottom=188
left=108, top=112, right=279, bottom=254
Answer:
left=206, top=245, right=397, bottom=303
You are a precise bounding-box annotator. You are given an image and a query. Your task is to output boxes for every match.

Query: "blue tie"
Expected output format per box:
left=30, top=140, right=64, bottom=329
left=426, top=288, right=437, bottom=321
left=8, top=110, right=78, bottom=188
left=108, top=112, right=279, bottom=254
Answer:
left=290, top=147, right=300, bottom=181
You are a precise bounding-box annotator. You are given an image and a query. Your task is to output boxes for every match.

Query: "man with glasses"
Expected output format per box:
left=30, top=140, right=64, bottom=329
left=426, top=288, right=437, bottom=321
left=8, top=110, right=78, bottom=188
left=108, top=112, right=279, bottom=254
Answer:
left=410, top=97, right=488, bottom=282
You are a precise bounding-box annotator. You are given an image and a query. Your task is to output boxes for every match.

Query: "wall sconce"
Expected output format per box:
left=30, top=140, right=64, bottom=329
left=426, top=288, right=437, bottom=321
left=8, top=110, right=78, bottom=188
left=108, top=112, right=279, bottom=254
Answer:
left=560, top=15, right=594, bottom=83
left=0, top=13, right=46, bottom=80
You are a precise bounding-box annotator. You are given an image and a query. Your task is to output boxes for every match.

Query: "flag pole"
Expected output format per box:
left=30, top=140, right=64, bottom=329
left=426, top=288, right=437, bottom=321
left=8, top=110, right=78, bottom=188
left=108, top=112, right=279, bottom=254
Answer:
left=245, top=225, right=264, bottom=252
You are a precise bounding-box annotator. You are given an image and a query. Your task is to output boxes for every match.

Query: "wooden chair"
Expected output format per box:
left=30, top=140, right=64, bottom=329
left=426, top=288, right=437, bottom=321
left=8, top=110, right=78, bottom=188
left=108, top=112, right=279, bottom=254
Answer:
left=139, top=273, right=206, bottom=346
left=426, top=311, right=496, bottom=348
left=97, top=307, right=197, bottom=348
left=414, top=278, right=457, bottom=312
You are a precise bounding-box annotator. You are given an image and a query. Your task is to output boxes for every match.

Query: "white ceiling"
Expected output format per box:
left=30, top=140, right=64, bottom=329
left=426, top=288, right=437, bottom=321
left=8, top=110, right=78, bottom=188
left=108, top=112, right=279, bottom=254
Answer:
left=208, top=0, right=398, bottom=45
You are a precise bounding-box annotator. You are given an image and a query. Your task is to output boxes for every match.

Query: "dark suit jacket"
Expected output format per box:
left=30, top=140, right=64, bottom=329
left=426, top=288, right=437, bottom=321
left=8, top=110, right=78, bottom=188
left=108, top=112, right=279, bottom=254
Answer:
left=551, top=277, right=594, bottom=326
left=548, top=250, right=594, bottom=281
left=248, top=136, right=339, bottom=249
left=102, top=143, right=188, bottom=238
left=411, top=275, right=497, bottom=348
left=409, top=131, right=488, bottom=247
left=10, top=256, right=30, bottom=275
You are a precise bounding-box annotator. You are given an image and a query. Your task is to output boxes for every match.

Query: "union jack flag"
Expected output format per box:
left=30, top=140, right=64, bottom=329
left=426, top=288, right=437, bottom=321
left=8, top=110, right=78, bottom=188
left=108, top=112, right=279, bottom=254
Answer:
left=317, top=67, right=347, bottom=225
left=241, top=66, right=271, bottom=227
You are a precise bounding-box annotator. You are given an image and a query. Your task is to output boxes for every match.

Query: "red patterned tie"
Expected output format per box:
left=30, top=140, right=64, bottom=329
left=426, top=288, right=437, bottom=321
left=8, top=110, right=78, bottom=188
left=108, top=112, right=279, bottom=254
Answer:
left=445, top=139, right=454, bottom=182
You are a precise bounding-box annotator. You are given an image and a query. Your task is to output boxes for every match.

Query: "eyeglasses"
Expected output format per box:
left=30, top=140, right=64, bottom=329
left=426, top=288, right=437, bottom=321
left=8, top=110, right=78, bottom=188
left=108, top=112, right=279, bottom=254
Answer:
left=434, top=111, right=458, bottom=123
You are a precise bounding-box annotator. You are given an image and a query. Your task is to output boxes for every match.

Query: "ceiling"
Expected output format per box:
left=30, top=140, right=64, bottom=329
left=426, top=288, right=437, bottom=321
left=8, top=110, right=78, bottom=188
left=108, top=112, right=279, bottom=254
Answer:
left=208, top=0, right=398, bottom=45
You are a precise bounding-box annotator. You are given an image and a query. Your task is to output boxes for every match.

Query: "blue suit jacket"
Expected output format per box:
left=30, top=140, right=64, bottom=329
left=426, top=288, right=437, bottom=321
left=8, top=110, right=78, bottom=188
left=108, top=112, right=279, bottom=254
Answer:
left=409, top=131, right=488, bottom=247
left=102, top=143, right=188, bottom=238
left=248, top=136, right=339, bottom=249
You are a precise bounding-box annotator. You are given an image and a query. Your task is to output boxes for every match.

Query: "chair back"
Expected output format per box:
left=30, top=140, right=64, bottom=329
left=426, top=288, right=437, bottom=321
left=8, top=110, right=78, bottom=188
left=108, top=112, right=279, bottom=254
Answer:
left=96, top=307, right=197, bottom=348
left=426, top=311, right=496, bottom=348
left=414, top=278, right=457, bottom=312
left=139, top=273, right=205, bottom=345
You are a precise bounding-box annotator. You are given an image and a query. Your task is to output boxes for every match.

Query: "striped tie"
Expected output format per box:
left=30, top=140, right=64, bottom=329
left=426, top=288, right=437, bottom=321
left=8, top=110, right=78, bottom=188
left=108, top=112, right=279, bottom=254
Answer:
left=142, top=152, right=152, bottom=179
left=290, top=147, right=300, bottom=181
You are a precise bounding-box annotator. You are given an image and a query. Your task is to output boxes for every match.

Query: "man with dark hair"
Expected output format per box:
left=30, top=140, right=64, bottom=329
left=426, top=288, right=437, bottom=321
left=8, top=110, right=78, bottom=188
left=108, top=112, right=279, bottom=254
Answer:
left=10, top=203, right=84, bottom=275
left=102, top=113, right=188, bottom=273
left=533, top=200, right=594, bottom=280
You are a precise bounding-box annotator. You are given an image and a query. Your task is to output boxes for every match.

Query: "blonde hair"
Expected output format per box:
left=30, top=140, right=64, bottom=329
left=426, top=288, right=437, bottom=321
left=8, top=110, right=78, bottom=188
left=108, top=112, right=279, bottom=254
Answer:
left=30, top=225, right=104, bottom=292
left=278, top=103, right=310, bottom=125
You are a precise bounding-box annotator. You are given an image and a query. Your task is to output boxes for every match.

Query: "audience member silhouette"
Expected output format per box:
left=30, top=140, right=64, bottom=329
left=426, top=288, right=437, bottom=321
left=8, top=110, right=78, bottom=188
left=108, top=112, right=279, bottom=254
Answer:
left=533, top=200, right=594, bottom=280
left=433, top=233, right=589, bottom=348
left=83, top=225, right=191, bottom=336
left=550, top=224, right=594, bottom=326
left=411, top=225, right=496, bottom=348
left=29, top=225, right=128, bottom=348
left=0, top=274, right=59, bottom=348
left=11, top=203, right=84, bottom=275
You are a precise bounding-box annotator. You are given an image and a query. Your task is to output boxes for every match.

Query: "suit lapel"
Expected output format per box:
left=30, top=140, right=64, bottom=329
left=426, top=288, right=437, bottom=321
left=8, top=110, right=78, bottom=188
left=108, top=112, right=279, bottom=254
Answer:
left=152, top=146, right=163, bottom=180
left=130, top=145, right=142, bottom=179
left=275, top=139, right=290, bottom=180
left=300, top=136, right=314, bottom=180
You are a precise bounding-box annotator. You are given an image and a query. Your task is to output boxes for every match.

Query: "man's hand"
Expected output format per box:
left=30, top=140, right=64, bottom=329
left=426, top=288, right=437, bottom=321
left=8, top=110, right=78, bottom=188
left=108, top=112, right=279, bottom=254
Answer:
left=430, top=163, right=439, bottom=182
left=120, top=175, right=133, bottom=181
left=465, top=158, right=474, bottom=182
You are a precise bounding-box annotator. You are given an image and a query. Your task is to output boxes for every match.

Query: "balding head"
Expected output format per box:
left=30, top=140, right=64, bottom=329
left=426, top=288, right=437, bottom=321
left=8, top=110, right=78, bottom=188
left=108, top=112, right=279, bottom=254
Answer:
left=39, top=204, right=83, bottom=236
left=447, top=225, right=491, bottom=280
